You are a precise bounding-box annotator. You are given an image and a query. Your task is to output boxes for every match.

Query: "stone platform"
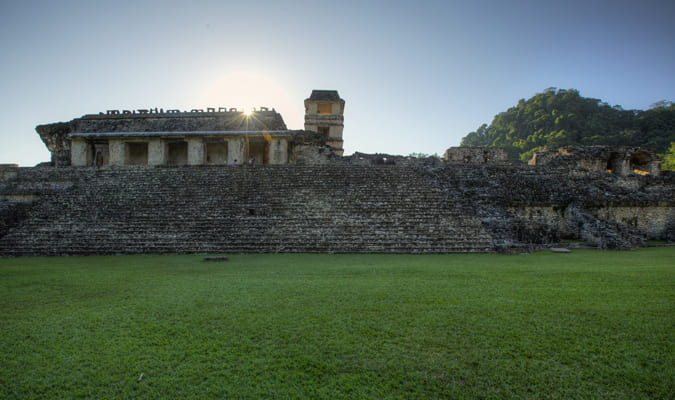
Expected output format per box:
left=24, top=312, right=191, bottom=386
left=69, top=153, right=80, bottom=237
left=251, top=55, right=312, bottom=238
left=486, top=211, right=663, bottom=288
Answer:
left=0, top=163, right=673, bottom=256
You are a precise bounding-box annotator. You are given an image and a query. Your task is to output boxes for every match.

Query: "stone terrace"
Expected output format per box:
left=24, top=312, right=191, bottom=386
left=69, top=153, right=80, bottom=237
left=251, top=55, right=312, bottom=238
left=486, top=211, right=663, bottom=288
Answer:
left=0, top=165, right=495, bottom=256
left=1, top=163, right=673, bottom=256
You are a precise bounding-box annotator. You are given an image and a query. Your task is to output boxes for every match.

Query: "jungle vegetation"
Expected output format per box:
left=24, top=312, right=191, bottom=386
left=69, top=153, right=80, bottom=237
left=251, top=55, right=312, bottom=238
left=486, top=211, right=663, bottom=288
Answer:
left=460, top=88, right=675, bottom=165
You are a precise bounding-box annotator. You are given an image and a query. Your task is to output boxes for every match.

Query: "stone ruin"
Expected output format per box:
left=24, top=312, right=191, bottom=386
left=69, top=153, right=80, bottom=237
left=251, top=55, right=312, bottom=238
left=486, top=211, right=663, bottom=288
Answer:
left=36, top=106, right=336, bottom=168
left=529, top=146, right=661, bottom=176
left=444, top=147, right=508, bottom=164
left=0, top=91, right=673, bottom=256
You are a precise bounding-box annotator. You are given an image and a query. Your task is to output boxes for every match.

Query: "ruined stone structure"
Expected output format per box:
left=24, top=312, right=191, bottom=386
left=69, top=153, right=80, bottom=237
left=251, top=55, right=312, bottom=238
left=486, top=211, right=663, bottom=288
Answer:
left=445, top=147, right=508, bottom=164
left=0, top=91, right=673, bottom=256
left=1, top=159, right=672, bottom=255
left=37, top=107, right=333, bottom=168
left=304, top=90, right=345, bottom=156
left=529, top=146, right=661, bottom=176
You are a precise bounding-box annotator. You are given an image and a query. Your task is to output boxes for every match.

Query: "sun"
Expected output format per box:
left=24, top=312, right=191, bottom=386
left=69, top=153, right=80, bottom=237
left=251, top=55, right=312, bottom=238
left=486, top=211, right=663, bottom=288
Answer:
left=198, top=71, right=300, bottom=127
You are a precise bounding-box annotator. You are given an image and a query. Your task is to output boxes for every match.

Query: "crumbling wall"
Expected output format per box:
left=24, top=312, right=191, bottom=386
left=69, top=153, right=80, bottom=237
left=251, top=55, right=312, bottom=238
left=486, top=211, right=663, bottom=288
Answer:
left=36, top=122, right=73, bottom=167
left=445, top=147, right=508, bottom=163
left=430, top=162, right=674, bottom=251
left=529, top=146, right=661, bottom=176
left=288, top=131, right=335, bottom=164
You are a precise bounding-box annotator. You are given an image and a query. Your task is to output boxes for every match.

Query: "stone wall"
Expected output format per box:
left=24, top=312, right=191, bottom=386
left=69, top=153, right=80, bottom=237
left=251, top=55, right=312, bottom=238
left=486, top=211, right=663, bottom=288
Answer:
left=529, top=146, right=661, bottom=176
left=36, top=122, right=72, bottom=166
left=0, top=161, right=672, bottom=256
left=444, top=147, right=508, bottom=163
left=73, top=110, right=287, bottom=132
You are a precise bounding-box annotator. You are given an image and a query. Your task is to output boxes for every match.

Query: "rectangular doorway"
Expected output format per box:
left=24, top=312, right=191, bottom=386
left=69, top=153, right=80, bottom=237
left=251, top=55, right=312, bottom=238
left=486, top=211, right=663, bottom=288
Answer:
left=206, top=142, right=228, bottom=165
left=168, top=141, right=188, bottom=165
left=126, top=142, right=148, bottom=165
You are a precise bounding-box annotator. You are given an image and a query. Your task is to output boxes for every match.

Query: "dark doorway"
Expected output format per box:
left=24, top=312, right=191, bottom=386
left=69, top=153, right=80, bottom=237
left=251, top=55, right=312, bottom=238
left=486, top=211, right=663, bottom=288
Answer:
left=126, top=142, right=148, bottom=165
left=168, top=141, right=188, bottom=165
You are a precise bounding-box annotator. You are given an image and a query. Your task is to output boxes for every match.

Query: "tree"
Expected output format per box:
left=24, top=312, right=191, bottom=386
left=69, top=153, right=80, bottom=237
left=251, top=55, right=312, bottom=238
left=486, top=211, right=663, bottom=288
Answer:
left=459, top=88, right=675, bottom=162
left=650, top=100, right=674, bottom=109
left=662, top=142, right=675, bottom=170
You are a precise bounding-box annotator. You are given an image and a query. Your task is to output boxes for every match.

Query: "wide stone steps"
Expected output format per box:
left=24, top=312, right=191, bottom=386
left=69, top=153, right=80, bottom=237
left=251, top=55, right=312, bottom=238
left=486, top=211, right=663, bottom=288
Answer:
left=0, top=165, right=496, bottom=255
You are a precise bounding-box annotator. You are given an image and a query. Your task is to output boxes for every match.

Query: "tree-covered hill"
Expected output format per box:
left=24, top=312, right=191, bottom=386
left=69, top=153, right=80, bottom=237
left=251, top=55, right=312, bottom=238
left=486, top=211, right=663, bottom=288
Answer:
left=460, top=88, right=675, bottom=163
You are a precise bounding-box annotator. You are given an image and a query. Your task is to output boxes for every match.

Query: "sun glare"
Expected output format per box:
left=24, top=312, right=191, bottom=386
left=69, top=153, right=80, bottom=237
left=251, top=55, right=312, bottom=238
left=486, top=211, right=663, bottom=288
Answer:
left=199, top=72, right=300, bottom=127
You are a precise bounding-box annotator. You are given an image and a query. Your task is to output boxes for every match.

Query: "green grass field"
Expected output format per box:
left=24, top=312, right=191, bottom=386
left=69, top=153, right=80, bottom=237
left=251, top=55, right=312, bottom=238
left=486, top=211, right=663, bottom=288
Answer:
left=1, top=249, right=673, bottom=399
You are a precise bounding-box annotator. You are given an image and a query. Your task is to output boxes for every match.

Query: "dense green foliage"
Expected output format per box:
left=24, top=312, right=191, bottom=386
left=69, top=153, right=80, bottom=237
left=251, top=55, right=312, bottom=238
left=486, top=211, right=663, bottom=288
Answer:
left=1, top=251, right=673, bottom=399
left=460, top=88, right=675, bottom=162
left=662, top=142, right=675, bottom=170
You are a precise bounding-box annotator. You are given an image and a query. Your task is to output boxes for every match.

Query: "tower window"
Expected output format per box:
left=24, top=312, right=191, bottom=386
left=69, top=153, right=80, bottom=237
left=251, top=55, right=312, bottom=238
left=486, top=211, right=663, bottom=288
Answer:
left=317, top=103, right=332, bottom=115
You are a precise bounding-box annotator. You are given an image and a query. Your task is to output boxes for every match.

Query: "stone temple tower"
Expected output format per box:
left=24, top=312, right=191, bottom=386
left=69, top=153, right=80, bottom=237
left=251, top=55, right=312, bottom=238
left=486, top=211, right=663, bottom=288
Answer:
left=304, top=90, right=345, bottom=156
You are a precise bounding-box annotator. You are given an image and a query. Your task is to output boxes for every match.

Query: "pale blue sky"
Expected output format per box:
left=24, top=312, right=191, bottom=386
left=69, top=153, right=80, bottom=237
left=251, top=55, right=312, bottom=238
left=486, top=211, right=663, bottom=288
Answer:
left=1, top=0, right=673, bottom=166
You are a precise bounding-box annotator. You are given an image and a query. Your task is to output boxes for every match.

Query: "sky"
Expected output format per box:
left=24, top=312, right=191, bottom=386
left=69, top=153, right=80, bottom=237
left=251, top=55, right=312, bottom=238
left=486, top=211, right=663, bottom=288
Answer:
left=1, top=0, right=674, bottom=166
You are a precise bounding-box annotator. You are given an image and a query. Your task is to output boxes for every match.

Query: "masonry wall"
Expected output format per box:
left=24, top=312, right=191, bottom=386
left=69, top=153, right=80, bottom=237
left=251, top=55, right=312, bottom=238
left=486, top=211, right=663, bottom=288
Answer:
left=0, top=163, right=672, bottom=256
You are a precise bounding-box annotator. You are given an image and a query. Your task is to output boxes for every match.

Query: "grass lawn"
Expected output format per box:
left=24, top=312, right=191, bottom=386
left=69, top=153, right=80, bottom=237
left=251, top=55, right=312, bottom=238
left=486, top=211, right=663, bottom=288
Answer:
left=1, top=249, right=673, bottom=399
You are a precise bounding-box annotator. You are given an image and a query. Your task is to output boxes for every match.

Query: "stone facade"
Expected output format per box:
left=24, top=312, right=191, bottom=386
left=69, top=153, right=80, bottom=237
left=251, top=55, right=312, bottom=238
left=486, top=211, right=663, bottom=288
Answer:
left=38, top=104, right=336, bottom=168
left=445, top=147, right=508, bottom=163
left=529, top=146, right=661, bottom=176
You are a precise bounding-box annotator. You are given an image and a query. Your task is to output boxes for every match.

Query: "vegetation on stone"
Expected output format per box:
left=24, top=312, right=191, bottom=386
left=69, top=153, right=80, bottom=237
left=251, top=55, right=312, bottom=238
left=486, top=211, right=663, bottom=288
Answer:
left=662, top=142, right=675, bottom=170
left=460, top=88, right=675, bottom=163
left=1, top=250, right=673, bottom=399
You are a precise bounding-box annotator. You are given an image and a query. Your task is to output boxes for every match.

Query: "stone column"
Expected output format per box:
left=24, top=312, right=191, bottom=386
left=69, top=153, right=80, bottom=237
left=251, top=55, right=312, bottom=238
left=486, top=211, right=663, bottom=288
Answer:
left=187, top=138, right=205, bottom=165
left=268, top=139, right=288, bottom=165
left=109, top=140, right=125, bottom=165
left=647, top=161, right=661, bottom=176
left=616, top=159, right=631, bottom=176
left=71, top=139, right=91, bottom=167
left=148, top=139, right=167, bottom=166
left=227, top=138, right=245, bottom=165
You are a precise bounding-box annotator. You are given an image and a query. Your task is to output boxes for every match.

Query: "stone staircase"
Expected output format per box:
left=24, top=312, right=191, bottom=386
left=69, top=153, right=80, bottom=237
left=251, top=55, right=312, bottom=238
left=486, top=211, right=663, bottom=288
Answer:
left=0, top=165, right=496, bottom=256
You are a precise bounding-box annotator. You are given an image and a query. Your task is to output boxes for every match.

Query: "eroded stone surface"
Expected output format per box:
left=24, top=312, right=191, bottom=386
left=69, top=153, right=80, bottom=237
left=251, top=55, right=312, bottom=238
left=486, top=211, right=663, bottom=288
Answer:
left=0, top=161, right=672, bottom=256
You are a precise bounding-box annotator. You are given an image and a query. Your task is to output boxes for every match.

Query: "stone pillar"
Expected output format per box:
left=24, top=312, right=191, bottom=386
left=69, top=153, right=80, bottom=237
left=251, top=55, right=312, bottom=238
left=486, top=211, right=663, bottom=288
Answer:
left=187, top=138, right=205, bottom=165
left=616, top=159, right=631, bottom=176
left=109, top=140, right=125, bottom=165
left=647, top=161, right=661, bottom=176
left=148, top=139, right=167, bottom=166
left=268, top=139, right=288, bottom=165
left=71, top=139, right=91, bottom=167
left=227, top=138, right=245, bottom=165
